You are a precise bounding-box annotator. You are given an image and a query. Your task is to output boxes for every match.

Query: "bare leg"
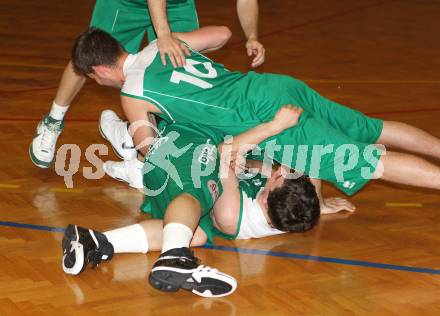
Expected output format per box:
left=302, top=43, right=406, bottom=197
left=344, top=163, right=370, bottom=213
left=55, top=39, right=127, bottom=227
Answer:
left=163, top=193, right=201, bottom=229
left=374, top=151, right=440, bottom=189
left=30, top=61, right=86, bottom=168
left=378, top=121, right=440, bottom=159
left=54, top=61, right=86, bottom=107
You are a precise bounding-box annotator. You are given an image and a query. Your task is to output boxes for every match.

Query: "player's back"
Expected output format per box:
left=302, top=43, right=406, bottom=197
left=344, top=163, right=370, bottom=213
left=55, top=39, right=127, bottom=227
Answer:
left=122, top=41, right=303, bottom=136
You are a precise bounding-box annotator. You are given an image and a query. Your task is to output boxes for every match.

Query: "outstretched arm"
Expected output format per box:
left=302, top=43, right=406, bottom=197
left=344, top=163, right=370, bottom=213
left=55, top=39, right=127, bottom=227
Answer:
left=236, top=0, right=265, bottom=67
left=147, top=0, right=190, bottom=67
left=309, top=178, right=356, bottom=214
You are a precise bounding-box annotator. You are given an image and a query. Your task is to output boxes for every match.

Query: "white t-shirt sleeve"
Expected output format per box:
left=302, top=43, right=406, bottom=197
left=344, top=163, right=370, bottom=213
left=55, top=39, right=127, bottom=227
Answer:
left=236, top=191, right=286, bottom=240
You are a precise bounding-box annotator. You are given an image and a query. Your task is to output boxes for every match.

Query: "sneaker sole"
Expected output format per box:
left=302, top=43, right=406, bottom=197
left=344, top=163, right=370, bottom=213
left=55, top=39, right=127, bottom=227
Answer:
left=29, top=144, right=51, bottom=168
left=149, top=270, right=189, bottom=293
left=149, top=270, right=236, bottom=298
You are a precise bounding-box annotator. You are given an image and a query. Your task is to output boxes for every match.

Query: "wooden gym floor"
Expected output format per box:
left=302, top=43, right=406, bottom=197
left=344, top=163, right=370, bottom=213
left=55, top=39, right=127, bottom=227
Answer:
left=1, top=0, right=440, bottom=314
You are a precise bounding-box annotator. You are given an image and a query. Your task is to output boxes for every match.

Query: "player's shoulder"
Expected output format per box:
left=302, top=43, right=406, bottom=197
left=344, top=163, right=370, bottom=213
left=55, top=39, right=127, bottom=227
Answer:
left=121, top=42, right=159, bottom=95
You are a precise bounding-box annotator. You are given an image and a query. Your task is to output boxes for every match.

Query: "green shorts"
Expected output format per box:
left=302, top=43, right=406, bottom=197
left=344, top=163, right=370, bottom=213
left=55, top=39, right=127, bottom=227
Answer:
left=140, top=123, right=222, bottom=243
left=90, top=0, right=199, bottom=53
left=253, top=76, right=384, bottom=196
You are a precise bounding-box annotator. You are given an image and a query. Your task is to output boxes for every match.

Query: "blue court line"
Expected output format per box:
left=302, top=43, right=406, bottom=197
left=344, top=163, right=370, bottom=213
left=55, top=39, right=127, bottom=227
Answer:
left=202, top=245, right=440, bottom=275
left=1, top=221, right=440, bottom=275
left=0, top=221, right=65, bottom=233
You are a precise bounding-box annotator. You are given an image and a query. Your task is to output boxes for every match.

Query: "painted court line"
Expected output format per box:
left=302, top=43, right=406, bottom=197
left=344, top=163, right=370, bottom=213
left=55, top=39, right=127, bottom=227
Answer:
left=0, top=184, right=21, bottom=189
left=0, top=221, right=64, bottom=233
left=50, top=188, right=84, bottom=193
left=0, top=221, right=439, bottom=275
left=203, top=245, right=440, bottom=275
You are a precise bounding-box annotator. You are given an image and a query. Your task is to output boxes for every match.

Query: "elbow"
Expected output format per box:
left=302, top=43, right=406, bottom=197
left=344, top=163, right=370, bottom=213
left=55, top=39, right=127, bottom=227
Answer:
left=213, top=207, right=238, bottom=236
left=218, top=26, right=232, bottom=48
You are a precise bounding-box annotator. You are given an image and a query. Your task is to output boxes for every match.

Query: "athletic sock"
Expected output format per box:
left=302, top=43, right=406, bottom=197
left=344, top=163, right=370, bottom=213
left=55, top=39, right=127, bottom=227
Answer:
left=161, top=223, right=193, bottom=254
left=104, top=224, right=149, bottom=254
left=49, top=101, right=69, bottom=121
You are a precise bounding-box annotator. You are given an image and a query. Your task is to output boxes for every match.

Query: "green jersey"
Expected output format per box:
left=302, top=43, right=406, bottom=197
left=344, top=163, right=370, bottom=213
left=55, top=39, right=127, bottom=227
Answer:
left=121, top=41, right=302, bottom=136
left=122, top=41, right=384, bottom=196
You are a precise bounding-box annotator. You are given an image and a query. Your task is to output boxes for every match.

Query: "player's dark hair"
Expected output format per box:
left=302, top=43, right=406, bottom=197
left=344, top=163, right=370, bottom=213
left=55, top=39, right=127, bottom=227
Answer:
left=267, top=175, right=320, bottom=232
left=71, top=28, right=124, bottom=76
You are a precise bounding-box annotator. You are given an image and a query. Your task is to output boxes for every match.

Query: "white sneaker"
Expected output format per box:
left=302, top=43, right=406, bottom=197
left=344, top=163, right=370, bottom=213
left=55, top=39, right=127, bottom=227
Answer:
left=103, top=159, right=144, bottom=189
left=29, top=115, right=64, bottom=168
left=99, top=110, right=137, bottom=160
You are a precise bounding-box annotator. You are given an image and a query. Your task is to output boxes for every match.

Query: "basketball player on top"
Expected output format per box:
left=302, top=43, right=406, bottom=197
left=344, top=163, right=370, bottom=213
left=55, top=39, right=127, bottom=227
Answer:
left=30, top=0, right=265, bottom=168
left=70, top=26, right=440, bottom=197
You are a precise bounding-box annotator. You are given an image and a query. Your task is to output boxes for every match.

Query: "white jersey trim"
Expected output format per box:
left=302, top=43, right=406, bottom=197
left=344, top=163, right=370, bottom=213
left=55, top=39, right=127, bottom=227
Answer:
left=122, top=41, right=159, bottom=98
left=143, top=89, right=229, bottom=111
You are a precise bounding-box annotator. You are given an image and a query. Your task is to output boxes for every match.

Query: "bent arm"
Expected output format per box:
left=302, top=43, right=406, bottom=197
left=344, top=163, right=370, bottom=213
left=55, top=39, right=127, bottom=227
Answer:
left=174, top=26, right=232, bottom=52
left=121, top=95, right=157, bottom=156
left=219, top=105, right=302, bottom=171
left=212, top=164, right=241, bottom=236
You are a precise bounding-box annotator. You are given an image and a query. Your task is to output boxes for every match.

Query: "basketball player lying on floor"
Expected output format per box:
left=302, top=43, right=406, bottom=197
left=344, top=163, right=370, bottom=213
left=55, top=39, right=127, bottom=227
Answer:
left=62, top=106, right=354, bottom=298
left=72, top=27, right=440, bottom=198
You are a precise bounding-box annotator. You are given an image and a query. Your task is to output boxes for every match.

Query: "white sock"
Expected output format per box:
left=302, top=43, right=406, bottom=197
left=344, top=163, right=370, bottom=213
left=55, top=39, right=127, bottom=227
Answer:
left=104, top=224, right=149, bottom=254
left=49, top=101, right=69, bottom=121
left=161, top=223, right=193, bottom=253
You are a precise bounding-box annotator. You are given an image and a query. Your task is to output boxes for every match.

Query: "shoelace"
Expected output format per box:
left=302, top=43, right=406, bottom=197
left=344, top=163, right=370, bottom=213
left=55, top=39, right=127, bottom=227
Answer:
left=40, top=121, right=61, bottom=152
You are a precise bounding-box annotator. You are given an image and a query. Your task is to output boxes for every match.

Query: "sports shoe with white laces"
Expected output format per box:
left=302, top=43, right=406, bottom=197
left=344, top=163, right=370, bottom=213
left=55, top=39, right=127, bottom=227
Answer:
left=103, top=159, right=144, bottom=189
left=29, top=115, right=64, bottom=168
left=99, top=110, right=137, bottom=160
left=62, top=224, right=114, bottom=275
left=149, top=247, right=237, bottom=297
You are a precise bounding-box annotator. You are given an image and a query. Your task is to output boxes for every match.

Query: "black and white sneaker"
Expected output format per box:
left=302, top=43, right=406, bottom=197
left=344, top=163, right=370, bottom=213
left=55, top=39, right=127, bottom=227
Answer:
left=149, top=247, right=237, bottom=297
left=62, top=224, right=114, bottom=275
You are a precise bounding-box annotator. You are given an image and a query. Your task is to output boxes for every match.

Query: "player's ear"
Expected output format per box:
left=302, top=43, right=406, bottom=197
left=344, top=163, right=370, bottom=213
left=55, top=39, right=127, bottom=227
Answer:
left=261, top=195, right=269, bottom=212
left=92, top=65, right=107, bottom=76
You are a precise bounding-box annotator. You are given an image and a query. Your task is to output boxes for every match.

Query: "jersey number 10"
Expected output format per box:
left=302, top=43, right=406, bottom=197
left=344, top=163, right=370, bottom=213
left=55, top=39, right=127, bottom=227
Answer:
left=170, top=59, right=217, bottom=89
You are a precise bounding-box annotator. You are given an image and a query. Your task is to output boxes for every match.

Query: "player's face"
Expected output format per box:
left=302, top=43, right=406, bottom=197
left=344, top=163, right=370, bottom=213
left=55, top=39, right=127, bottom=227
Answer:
left=88, top=67, right=123, bottom=88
